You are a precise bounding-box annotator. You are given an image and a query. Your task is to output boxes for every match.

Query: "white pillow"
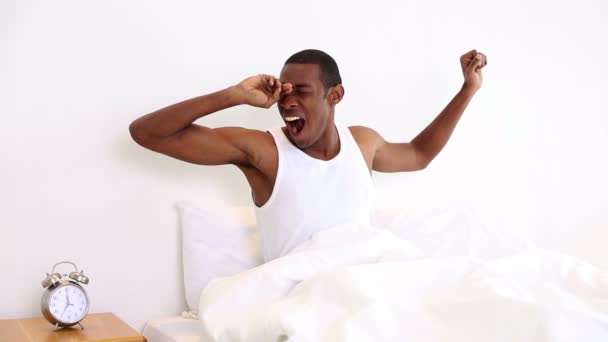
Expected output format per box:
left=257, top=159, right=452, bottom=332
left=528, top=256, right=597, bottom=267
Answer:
left=177, top=201, right=263, bottom=311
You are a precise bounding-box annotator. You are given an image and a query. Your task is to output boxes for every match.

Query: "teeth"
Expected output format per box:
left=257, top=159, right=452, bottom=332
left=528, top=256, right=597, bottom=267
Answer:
left=284, top=116, right=301, bottom=122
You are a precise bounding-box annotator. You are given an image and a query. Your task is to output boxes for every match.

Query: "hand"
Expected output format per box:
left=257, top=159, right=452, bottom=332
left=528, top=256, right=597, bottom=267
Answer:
left=236, top=74, right=293, bottom=109
left=460, top=49, right=487, bottom=96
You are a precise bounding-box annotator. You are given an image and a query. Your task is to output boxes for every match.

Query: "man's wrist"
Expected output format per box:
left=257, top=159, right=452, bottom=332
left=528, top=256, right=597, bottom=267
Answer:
left=224, top=85, right=248, bottom=106
left=459, top=84, right=478, bottom=98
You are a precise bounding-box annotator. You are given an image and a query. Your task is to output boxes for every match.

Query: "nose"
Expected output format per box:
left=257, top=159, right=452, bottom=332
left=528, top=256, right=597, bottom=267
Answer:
left=279, top=93, right=298, bottom=110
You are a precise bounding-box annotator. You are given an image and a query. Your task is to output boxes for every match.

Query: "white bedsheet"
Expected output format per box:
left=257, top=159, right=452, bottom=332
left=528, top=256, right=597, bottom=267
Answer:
left=143, top=316, right=204, bottom=342
left=198, top=224, right=608, bottom=342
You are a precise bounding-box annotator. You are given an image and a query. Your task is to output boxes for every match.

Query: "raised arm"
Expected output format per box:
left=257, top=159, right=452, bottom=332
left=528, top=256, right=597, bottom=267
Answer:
left=368, top=49, right=488, bottom=172
left=129, top=75, right=293, bottom=166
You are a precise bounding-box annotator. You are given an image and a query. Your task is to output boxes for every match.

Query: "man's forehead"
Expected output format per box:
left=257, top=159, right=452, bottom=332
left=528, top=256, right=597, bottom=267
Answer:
left=279, top=63, right=321, bottom=84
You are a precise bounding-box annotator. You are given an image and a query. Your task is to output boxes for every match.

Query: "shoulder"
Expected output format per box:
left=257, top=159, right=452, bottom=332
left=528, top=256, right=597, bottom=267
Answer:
left=348, top=125, right=380, bottom=137
left=348, top=125, right=385, bottom=148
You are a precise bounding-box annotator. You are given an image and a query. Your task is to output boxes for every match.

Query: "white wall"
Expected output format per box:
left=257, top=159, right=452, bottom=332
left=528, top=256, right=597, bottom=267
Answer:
left=3, top=0, right=607, bottom=331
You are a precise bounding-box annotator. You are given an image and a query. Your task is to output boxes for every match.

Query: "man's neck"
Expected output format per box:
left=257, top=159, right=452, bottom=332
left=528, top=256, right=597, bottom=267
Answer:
left=303, top=122, right=340, bottom=161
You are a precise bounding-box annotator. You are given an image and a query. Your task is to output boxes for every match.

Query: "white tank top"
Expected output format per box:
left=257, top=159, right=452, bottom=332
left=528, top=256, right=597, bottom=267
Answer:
left=254, top=123, right=374, bottom=262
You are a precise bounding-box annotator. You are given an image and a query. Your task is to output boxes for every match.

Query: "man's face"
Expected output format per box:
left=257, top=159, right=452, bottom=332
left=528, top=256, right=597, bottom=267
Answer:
left=278, top=63, right=333, bottom=148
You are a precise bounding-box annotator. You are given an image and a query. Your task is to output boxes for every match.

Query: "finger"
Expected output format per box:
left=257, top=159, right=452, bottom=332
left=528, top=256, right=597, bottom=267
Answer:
left=464, top=51, right=487, bottom=68
left=265, top=74, right=275, bottom=88
left=272, top=80, right=282, bottom=100
left=460, top=49, right=478, bottom=63
left=466, top=54, right=483, bottom=74
left=281, top=82, right=293, bottom=94
left=480, top=53, right=488, bottom=67
left=262, top=74, right=279, bottom=92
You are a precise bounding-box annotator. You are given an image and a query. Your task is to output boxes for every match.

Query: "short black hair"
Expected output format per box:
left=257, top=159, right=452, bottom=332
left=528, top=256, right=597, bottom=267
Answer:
left=284, top=49, right=342, bottom=91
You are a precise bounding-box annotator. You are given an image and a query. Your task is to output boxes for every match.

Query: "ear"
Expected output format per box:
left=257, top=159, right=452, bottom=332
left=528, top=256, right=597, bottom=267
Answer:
left=328, top=85, right=344, bottom=105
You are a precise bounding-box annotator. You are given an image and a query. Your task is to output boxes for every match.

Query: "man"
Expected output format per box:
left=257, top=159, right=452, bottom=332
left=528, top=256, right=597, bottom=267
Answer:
left=129, top=49, right=487, bottom=262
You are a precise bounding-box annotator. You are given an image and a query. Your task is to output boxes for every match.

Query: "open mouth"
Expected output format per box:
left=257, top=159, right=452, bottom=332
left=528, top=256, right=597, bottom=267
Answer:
left=284, top=116, right=306, bottom=136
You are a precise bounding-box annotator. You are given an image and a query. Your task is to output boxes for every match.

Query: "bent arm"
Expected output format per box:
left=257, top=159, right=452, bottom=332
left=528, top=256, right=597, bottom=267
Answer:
left=129, top=86, right=245, bottom=141
left=371, top=88, right=475, bottom=172
left=129, top=74, right=290, bottom=167
left=371, top=50, right=486, bottom=172
left=129, top=86, right=254, bottom=166
left=409, top=88, right=475, bottom=168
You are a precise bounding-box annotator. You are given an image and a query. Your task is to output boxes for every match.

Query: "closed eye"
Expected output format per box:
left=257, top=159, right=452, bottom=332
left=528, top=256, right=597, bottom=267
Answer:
left=294, top=84, right=313, bottom=91
left=295, top=86, right=312, bottom=94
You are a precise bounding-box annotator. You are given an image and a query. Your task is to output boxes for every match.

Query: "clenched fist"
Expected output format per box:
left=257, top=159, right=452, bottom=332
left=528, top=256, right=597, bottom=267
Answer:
left=236, top=74, right=293, bottom=109
left=460, top=49, right=487, bottom=95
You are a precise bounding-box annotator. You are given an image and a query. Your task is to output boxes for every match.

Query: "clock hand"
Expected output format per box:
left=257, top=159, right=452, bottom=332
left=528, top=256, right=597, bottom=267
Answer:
left=61, top=301, right=69, bottom=316
left=65, top=289, right=70, bottom=305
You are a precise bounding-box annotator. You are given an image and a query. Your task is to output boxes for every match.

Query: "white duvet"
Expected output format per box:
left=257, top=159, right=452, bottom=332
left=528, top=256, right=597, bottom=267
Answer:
left=197, top=224, right=608, bottom=342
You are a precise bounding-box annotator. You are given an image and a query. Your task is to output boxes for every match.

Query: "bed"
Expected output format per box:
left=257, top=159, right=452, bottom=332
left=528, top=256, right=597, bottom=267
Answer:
left=143, top=202, right=608, bottom=342
left=142, top=315, right=202, bottom=342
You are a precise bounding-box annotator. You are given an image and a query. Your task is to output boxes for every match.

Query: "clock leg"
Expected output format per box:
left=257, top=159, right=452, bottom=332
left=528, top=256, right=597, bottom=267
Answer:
left=78, top=322, right=85, bottom=330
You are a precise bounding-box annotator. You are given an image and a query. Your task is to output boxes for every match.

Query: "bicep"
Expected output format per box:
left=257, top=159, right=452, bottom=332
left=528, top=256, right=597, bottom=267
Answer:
left=139, top=125, right=254, bottom=166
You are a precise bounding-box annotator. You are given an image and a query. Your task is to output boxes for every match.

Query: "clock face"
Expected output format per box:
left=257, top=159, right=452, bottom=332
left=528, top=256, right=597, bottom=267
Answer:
left=48, top=283, right=89, bottom=324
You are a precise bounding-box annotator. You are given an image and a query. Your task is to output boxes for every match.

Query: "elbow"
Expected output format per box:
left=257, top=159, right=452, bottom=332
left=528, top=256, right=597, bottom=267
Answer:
left=129, top=120, right=150, bottom=146
left=129, top=121, right=141, bottom=142
left=417, top=159, right=431, bottom=171
left=414, top=150, right=432, bottom=171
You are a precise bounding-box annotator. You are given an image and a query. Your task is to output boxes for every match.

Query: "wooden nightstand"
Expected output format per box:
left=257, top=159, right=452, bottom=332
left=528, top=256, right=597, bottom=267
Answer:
left=0, top=312, right=146, bottom=342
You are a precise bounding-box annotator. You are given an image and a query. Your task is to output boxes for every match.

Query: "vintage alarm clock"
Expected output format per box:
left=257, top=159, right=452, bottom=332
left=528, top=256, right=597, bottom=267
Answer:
left=40, top=261, right=90, bottom=329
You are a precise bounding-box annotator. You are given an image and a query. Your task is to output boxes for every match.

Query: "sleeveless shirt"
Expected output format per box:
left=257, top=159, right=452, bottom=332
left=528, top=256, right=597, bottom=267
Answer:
left=254, top=123, right=374, bottom=262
